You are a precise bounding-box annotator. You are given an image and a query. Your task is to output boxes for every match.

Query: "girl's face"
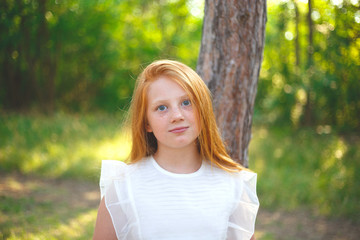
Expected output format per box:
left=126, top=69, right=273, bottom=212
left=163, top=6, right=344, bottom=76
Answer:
left=146, top=76, right=200, bottom=152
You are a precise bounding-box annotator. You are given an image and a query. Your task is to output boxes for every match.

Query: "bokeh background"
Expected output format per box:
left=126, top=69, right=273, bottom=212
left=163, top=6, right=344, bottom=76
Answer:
left=1, top=0, right=359, bottom=239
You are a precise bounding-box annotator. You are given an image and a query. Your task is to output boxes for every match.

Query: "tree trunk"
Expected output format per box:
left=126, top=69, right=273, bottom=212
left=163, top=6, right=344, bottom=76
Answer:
left=38, top=0, right=55, bottom=113
left=294, top=0, right=300, bottom=68
left=303, top=0, right=314, bottom=125
left=197, top=0, right=267, bottom=167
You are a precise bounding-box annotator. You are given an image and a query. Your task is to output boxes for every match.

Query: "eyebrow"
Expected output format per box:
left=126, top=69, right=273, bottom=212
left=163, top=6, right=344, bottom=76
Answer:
left=150, top=94, right=189, bottom=107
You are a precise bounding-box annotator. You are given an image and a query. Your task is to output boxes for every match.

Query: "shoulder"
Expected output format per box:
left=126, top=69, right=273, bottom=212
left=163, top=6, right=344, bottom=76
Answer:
left=99, top=158, right=149, bottom=198
left=204, top=163, right=258, bottom=195
left=203, top=161, right=257, bottom=181
left=100, top=160, right=129, bottom=198
left=231, top=169, right=258, bottom=191
left=101, top=160, right=128, bottom=178
left=232, top=170, right=259, bottom=207
left=227, top=170, right=259, bottom=239
left=237, top=170, right=257, bottom=186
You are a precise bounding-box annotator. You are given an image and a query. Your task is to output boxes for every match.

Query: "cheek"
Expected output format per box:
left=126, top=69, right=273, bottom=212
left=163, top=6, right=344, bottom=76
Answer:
left=147, top=113, right=167, bottom=132
left=189, top=107, right=200, bottom=123
left=186, top=109, right=201, bottom=131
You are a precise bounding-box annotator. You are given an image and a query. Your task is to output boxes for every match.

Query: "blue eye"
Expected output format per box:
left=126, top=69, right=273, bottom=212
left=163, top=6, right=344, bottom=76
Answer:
left=182, top=100, right=191, bottom=106
left=157, top=105, right=167, bottom=111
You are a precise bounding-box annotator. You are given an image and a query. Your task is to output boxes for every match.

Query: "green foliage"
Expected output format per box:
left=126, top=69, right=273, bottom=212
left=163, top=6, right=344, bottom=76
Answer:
left=1, top=0, right=359, bottom=131
left=257, top=0, right=360, bottom=131
left=0, top=0, right=203, bottom=112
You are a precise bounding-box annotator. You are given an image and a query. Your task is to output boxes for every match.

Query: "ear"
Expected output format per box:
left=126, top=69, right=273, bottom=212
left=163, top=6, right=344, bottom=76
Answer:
left=146, top=123, right=153, bottom=132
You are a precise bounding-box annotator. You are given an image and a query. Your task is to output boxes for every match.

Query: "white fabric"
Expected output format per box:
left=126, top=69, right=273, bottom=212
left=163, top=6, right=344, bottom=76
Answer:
left=99, top=156, right=259, bottom=240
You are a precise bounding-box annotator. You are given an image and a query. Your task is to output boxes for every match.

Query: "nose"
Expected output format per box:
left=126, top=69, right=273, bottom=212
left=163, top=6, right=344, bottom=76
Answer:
left=170, top=106, right=184, bottom=123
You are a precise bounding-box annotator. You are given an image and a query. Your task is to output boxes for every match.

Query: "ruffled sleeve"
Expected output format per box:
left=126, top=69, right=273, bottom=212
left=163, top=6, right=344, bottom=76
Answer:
left=227, top=171, right=260, bottom=240
left=99, top=160, right=140, bottom=239
left=99, top=160, right=128, bottom=199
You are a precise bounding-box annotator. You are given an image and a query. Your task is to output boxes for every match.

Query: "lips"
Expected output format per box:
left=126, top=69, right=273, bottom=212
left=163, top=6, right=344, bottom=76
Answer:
left=169, top=126, right=189, bottom=133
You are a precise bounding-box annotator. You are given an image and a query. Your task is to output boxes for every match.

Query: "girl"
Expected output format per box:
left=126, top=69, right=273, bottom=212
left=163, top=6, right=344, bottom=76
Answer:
left=93, top=60, right=259, bottom=240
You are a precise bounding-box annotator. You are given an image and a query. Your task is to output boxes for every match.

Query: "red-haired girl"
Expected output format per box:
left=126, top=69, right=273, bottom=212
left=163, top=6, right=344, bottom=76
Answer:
left=93, top=60, right=259, bottom=240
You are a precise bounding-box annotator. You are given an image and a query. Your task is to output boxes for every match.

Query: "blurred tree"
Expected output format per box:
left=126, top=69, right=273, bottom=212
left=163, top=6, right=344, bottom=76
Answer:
left=1, top=0, right=359, bottom=132
left=303, top=0, right=314, bottom=125
left=294, top=0, right=300, bottom=67
left=255, top=0, right=360, bottom=132
left=0, top=0, right=203, bottom=113
left=197, top=0, right=267, bottom=167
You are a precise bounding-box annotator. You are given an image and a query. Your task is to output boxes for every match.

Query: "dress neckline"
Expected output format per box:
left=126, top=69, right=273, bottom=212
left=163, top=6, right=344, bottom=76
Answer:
left=150, top=156, right=205, bottom=178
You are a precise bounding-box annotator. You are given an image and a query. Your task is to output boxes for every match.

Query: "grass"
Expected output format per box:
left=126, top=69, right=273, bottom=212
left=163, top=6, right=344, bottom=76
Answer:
left=249, top=125, right=360, bottom=220
left=0, top=174, right=98, bottom=240
left=0, top=112, right=131, bottom=181
left=0, top=196, right=94, bottom=240
left=0, top=113, right=359, bottom=239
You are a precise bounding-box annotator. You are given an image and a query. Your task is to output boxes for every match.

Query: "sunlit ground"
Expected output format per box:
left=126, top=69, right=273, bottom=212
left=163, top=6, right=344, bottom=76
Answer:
left=4, top=210, right=97, bottom=240
left=0, top=173, right=99, bottom=240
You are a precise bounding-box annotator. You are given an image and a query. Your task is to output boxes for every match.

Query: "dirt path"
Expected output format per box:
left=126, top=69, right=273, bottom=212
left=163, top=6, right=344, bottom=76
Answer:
left=1, top=173, right=359, bottom=240
left=256, top=208, right=359, bottom=240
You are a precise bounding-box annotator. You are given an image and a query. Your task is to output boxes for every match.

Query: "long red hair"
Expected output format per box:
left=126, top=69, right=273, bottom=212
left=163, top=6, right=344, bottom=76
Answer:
left=128, top=59, right=245, bottom=172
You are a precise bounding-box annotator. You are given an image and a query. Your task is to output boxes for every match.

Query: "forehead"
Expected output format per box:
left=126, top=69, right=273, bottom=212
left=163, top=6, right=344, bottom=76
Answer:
left=147, top=76, right=188, bottom=102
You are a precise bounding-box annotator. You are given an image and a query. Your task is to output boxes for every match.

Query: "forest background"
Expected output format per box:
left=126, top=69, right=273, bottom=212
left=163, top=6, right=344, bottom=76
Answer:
left=1, top=0, right=360, bottom=239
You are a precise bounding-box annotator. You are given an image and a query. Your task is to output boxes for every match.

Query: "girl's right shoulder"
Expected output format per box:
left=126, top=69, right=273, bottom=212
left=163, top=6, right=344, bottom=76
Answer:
left=99, top=160, right=129, bottom=199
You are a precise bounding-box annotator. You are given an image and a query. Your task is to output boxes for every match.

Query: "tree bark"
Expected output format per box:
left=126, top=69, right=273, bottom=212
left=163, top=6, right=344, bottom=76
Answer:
left=294, top=0, right=300, bottom=68
left=38, top=0, right=55, bottom=113
left=303, top=0, right=314, bottom=125
left=197, top=0, right=267, bottom=167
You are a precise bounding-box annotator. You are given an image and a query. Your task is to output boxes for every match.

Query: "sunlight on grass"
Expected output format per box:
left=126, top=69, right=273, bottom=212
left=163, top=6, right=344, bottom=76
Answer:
left=3, top=209, right=97, bottom=240
left=250, top=125, right=360, bottom=220
left=0, top=171, right=99, bottom=240
left=255, top=230, right=275, bottom=240
left=51, top=209, right=97, bottom=239
left=6, top=178, right=23, bottom=192
left=0, top=113, right=130, bottom=181
left=45, top=133, right=129, bottom=178
left=96, top=128, right=132, bottom=160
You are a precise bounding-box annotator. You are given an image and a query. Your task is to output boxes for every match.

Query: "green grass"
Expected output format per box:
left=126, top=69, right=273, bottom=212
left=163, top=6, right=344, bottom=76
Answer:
left=1, top=113, right=359, bottom=239
left=0, top=112, right=131, bottom=181
left=249, top=125, right=360, bottom=220
left=0, top=193, right=97, bottom=240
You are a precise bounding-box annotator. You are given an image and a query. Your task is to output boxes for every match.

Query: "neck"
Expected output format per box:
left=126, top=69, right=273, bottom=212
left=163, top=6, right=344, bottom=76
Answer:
left=153, top=143, right=202, bottom=174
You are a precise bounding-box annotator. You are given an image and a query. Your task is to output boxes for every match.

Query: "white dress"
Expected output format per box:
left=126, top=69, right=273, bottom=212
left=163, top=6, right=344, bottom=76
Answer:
left=100, top=156, right=259, bottom=240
